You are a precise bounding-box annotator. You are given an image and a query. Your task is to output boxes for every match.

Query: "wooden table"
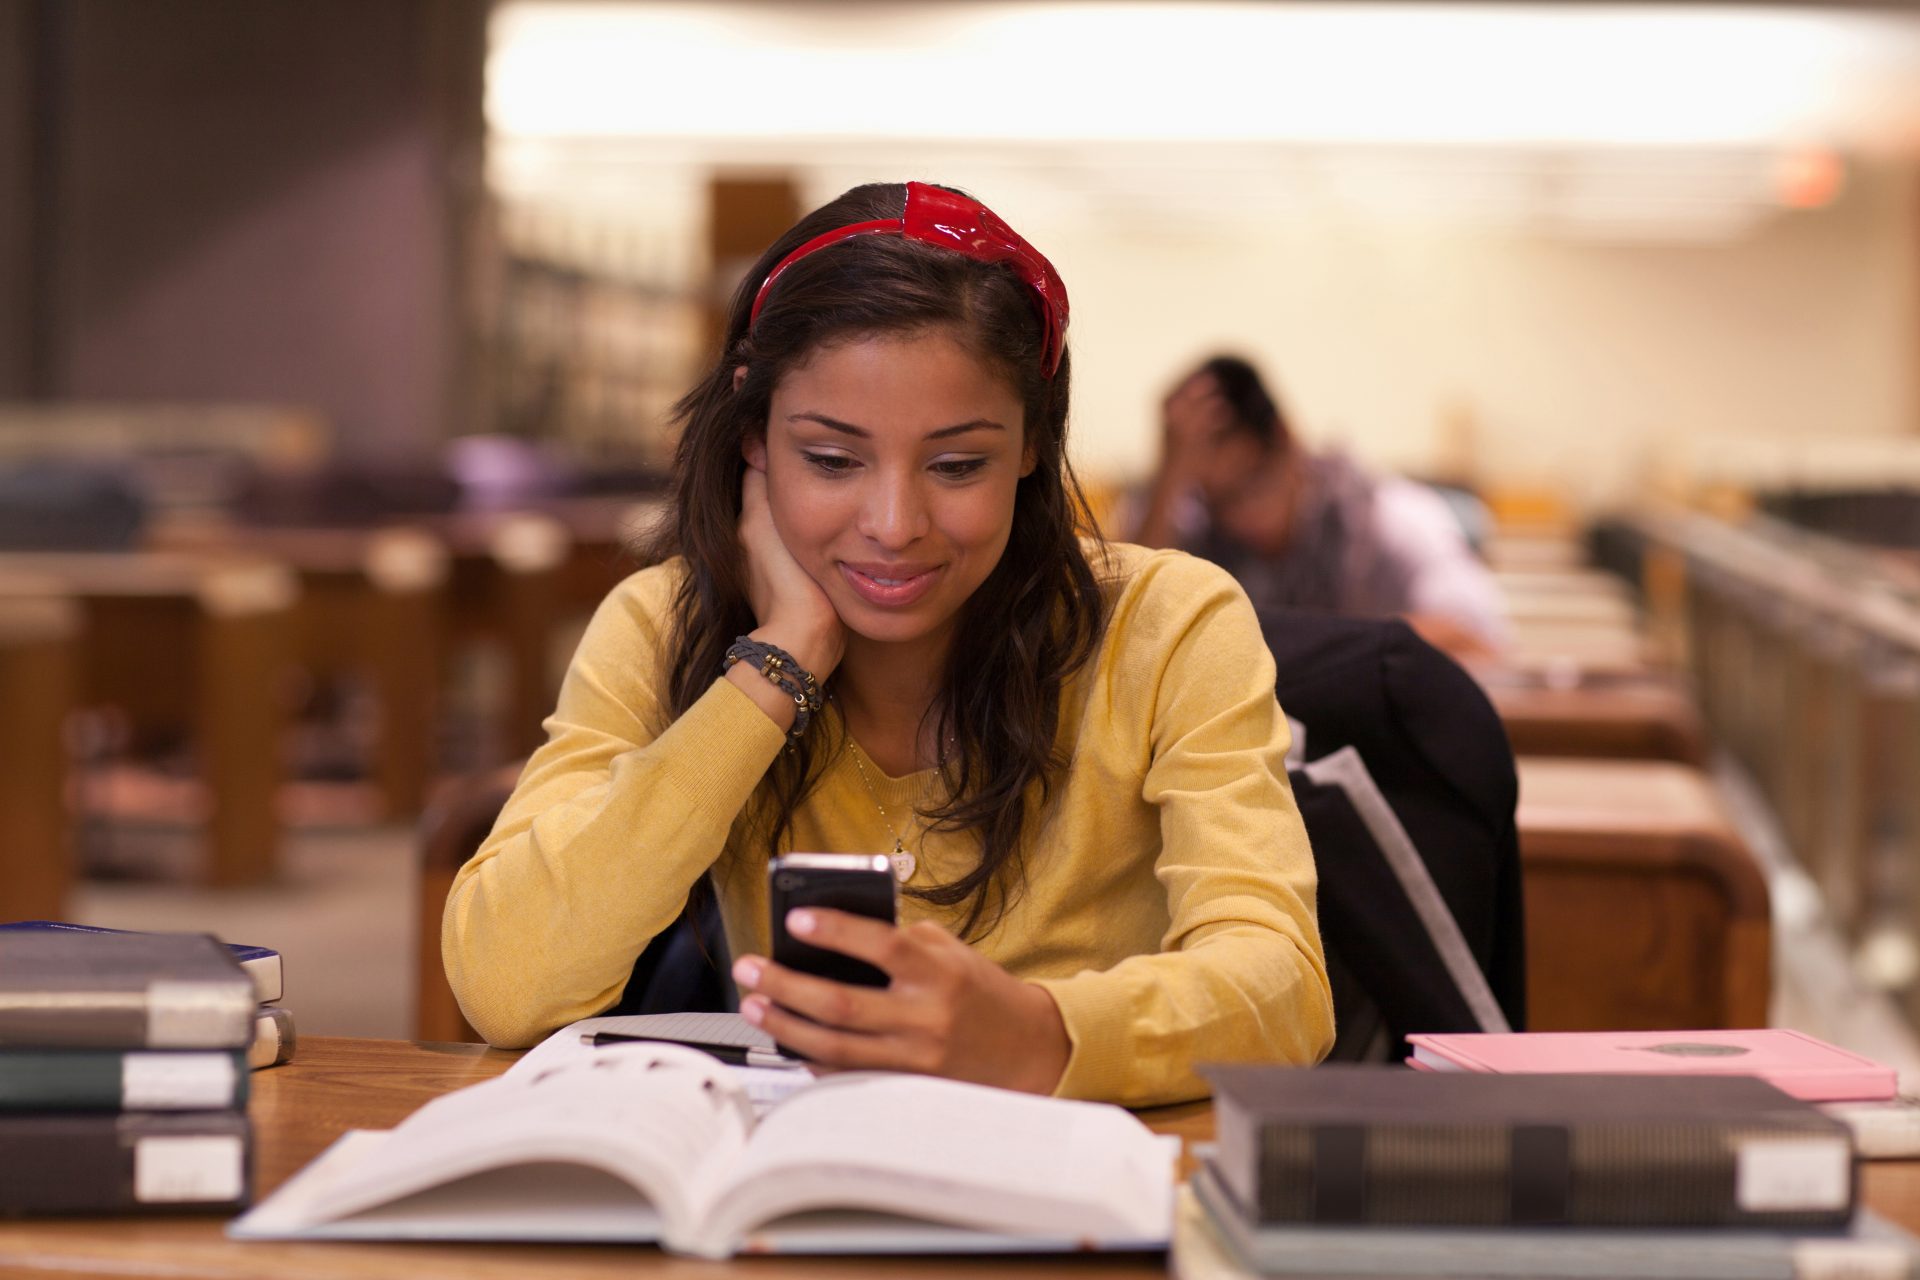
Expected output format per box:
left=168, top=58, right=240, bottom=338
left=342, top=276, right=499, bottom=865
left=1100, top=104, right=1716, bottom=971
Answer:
left=1475, top=668, right=1709, bottom=765
left=1, top=1038, right=1911, bottom=1278
left=1517, top=757, right=1771, bottom=1032
left=0, top=1037, right=1206, bottom=1278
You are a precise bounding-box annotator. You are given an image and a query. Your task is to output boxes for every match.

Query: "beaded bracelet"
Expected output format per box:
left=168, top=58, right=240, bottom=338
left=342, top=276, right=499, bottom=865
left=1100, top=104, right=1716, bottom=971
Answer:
left=723, top=637, right=823, bottom=748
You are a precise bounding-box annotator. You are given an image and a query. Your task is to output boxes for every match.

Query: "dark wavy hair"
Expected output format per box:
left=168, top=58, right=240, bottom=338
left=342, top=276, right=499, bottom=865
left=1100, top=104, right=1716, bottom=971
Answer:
left=640, top=182, right=1107, bottom=938
left=1202, top=354, right=1293, bottom=453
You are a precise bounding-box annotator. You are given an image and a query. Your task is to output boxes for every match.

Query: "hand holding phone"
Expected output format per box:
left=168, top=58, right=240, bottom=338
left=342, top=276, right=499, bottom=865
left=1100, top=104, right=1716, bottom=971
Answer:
left=768, top=853, right=896, bottom=988
left=739, top=856, right=1071, bottom=1092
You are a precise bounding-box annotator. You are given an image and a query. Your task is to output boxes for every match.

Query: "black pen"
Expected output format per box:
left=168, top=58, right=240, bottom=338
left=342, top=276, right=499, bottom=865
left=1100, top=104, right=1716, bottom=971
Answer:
left=581, top=1031, right=802, bottom=1070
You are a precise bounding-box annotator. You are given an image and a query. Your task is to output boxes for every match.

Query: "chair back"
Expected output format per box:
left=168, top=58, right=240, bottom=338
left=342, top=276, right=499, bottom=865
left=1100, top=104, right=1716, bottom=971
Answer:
left=1265, top=611, right=1526, bottom=1060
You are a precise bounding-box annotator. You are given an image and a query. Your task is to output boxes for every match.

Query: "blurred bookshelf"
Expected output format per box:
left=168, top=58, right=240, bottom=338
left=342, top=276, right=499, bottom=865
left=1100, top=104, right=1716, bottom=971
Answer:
left=481, top=205, right=706, bottom=469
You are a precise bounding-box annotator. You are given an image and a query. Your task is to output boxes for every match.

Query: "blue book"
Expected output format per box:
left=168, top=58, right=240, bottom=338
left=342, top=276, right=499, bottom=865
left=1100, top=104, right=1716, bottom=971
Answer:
left=0, top=920, right=283, bottom=1004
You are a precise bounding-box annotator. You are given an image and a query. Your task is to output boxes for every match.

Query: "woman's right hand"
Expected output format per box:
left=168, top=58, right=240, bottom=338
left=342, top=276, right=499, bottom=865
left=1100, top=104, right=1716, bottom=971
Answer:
left=738, top=462, right=845, bottom=684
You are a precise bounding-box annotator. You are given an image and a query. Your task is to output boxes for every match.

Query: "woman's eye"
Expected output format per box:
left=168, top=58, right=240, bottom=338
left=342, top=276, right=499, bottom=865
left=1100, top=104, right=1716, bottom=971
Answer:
left=931, top=458, right=989, bottom=479
left=801, top=452, right=857, bottom=474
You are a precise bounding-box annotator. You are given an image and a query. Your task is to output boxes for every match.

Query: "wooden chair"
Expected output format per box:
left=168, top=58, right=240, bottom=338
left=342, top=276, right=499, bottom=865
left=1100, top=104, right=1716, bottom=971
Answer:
left=415, top=763, right=523, bottom=1043
left=1516, top=757, right=1770, bottom=1031
left=0, top=584, right=80, bottom=920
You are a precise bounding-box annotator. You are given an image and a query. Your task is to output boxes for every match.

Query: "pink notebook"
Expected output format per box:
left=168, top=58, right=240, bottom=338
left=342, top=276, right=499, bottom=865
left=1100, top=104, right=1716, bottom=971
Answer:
left=1405, top=1029, right=1897, bottom=1101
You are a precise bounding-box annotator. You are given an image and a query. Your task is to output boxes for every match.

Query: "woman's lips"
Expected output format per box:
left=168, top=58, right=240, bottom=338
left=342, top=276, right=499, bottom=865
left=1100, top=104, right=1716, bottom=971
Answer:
left=839, top=562, right=943, bottom=608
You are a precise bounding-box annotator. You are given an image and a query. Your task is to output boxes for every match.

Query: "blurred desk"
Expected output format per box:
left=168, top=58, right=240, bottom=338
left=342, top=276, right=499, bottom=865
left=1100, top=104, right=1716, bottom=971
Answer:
left=0, top=583, right=80, bottom=919
left=1475, top=668, right=1708, bottom=765
left=423, top=498, right=656, bottom=761
left=541, top=494, right=657, bottom=616
left=1517, top=757, right=1770, bottom=1031
left=152, top=521, right=451, bottom=817
left=0, top=552, right=300, bottom=886
left=1503, top=618, right=1658, bottom=674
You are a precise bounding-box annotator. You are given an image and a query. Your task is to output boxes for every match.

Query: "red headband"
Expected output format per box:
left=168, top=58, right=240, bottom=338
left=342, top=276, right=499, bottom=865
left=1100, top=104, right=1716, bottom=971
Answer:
left=747, top=182, right=1070, bottom=378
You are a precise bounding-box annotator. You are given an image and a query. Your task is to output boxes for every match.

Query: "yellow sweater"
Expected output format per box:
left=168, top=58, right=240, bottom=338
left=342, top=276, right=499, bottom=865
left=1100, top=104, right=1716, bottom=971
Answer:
left=442, top=541, right=1333, bottom=1106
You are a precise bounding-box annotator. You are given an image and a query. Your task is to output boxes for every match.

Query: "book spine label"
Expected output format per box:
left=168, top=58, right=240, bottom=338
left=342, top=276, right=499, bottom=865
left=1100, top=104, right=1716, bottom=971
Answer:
left=1737, top=1138, right=1851, bottom=1213
left=124, top=1053, right=241, bottom=1110
left=133, top=1134, right=246, bottom=1204
left=146, top=981, right=252, bottom=1048
left=1790, top=1239, right=1914, bottom=1280
left=0, top=1051, right=244, bottom=1110
left=0, top=1111, right=250, bottom=1213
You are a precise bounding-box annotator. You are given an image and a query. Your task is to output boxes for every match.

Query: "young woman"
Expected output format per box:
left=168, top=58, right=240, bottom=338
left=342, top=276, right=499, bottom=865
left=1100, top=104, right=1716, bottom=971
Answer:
left=443, top=182, right=1332, bottom=1107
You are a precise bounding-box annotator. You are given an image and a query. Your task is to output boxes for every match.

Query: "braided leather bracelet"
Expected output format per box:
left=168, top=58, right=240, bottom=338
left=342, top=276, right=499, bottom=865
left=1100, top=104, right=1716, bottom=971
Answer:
left=723, top=637, right=823, bottom=748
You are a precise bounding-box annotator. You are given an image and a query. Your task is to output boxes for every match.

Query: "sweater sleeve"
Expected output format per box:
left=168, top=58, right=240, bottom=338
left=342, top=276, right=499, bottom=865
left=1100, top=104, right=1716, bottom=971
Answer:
left=1033, top=553, right=1334, bottom=1106
left=441, top=568, right=786, bottom=1047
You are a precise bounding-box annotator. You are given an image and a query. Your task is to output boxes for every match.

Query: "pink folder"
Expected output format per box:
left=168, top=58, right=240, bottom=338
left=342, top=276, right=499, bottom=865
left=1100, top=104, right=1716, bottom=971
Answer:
left=1405, top=1028, right=1897, bottom=1101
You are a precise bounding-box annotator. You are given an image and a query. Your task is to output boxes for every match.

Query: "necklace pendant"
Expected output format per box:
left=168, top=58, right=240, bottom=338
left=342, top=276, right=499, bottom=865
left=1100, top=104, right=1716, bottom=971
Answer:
left=889, top=846, right=915, bottom=883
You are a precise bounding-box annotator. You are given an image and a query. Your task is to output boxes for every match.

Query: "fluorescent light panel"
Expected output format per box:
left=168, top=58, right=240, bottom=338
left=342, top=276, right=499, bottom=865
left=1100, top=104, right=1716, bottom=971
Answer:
left=489, top=2, right=1920, bottom=149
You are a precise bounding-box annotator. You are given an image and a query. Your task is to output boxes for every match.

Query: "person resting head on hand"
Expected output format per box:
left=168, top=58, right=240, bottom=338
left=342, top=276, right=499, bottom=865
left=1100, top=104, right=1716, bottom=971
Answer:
left=1136, top=354, right=1507, bottom=660
left=441, top=182, right=1333, bottom=1107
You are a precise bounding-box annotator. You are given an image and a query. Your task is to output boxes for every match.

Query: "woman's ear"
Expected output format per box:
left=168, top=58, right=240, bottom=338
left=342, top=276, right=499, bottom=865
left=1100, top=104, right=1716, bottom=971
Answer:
left=1020, top=435, right=1039, bottom=479
left=732, top=365, right=749, bottom=393
left=742, top=431, right=768, bottom=473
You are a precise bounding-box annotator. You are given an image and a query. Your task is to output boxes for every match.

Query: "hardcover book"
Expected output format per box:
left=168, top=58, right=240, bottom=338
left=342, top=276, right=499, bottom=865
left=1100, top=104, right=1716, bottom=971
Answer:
left=0, top=1109, right=250, bottom=1215
left=1203, top=1065, right=1855, bottom=1229
left=231, top=1042, right=1178, bottom=1258
left=0, top=930, right=255, bottom=1050
left=1182, top=1164, right=1920, bottom=1280
left=1405, top=1029, right=1897, bottom=1102
left=0, top=921, right=283, bottom=1005
left=250, top=1006, right=296, bottom=1071
left=0, top=1049, right=247, bottom=1111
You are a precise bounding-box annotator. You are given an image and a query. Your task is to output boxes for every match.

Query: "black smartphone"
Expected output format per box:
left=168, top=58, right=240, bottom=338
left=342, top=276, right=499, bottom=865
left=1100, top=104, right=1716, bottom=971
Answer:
left=768, top=852, right=897, bottom=988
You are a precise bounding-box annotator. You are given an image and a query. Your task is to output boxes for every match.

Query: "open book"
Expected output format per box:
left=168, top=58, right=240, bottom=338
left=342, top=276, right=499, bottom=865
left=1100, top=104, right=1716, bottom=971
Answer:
left=229, top=1043, right=1178, bottom=1258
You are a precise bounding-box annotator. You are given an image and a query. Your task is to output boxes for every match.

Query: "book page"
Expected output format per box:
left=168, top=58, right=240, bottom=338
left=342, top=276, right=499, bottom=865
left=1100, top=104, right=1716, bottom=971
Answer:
left=692, top=1073, right=1175, bottom=1257
left=291, top=1045, right=752, bottom=1239
left=508, top=1014, right=811, bottom=1114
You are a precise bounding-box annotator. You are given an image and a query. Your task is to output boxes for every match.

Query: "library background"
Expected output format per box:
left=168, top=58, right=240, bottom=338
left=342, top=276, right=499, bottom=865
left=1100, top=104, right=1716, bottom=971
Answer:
left=4, top=0, right=1920, bottom=1268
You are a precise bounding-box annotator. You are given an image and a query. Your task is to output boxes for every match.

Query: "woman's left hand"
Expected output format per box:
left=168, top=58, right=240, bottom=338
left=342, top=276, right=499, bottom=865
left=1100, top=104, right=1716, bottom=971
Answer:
left=732, top=910, right=1071, bottom=1095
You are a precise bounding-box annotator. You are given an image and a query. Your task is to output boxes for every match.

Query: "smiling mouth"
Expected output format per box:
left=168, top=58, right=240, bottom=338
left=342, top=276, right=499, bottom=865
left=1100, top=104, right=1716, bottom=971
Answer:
left=840, top=563, right=943, bottom=608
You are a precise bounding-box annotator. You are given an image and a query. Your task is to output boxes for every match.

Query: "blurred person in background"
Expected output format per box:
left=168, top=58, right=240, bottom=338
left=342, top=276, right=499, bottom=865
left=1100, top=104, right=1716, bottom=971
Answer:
left=1133, top=355, right=1506, bottom=657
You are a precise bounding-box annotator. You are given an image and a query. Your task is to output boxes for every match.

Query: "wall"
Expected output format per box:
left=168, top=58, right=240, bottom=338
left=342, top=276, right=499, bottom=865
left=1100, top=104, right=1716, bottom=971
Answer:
left=1019, top=163, right=1920, bottom=509
left=24, top=0, right=485, bottom=461
left=0, top=0, right=37, bottom=397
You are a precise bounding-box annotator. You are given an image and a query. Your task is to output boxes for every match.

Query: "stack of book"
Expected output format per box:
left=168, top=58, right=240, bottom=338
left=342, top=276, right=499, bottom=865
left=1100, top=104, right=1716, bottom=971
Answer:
left=1181, top=1063, right=1920, bottom=1279
left=0, top=926, right=258, bottom=1214
left=2, top=921, right=295, bottom=1070
left=1409, top=1028, right=1920, bottom=1159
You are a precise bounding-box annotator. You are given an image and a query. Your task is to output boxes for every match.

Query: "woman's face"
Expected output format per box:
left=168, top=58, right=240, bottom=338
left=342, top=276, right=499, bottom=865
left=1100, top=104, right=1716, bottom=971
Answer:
left=746, top=328, right=1033, bottom=654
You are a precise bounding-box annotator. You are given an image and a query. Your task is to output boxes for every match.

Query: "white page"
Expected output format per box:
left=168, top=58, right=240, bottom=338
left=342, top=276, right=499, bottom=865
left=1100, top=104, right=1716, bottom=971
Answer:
left=230, top=1132, right=668, bottom=1242
left=692, top=1073, right=1177, bottom=1257
left=509, top=1014, right=812, bottom=1114
left=250, top=1047, right=751, bottom=1240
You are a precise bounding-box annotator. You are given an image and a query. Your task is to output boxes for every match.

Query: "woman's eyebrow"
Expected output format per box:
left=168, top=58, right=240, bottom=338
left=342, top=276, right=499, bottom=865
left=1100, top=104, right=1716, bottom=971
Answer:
left=788, top=412, right=1007, bottom=441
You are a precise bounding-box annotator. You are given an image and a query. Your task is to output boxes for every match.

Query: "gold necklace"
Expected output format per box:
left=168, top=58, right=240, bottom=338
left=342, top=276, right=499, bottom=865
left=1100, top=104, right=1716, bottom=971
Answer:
left=847, top=743, right=917, bottom=884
